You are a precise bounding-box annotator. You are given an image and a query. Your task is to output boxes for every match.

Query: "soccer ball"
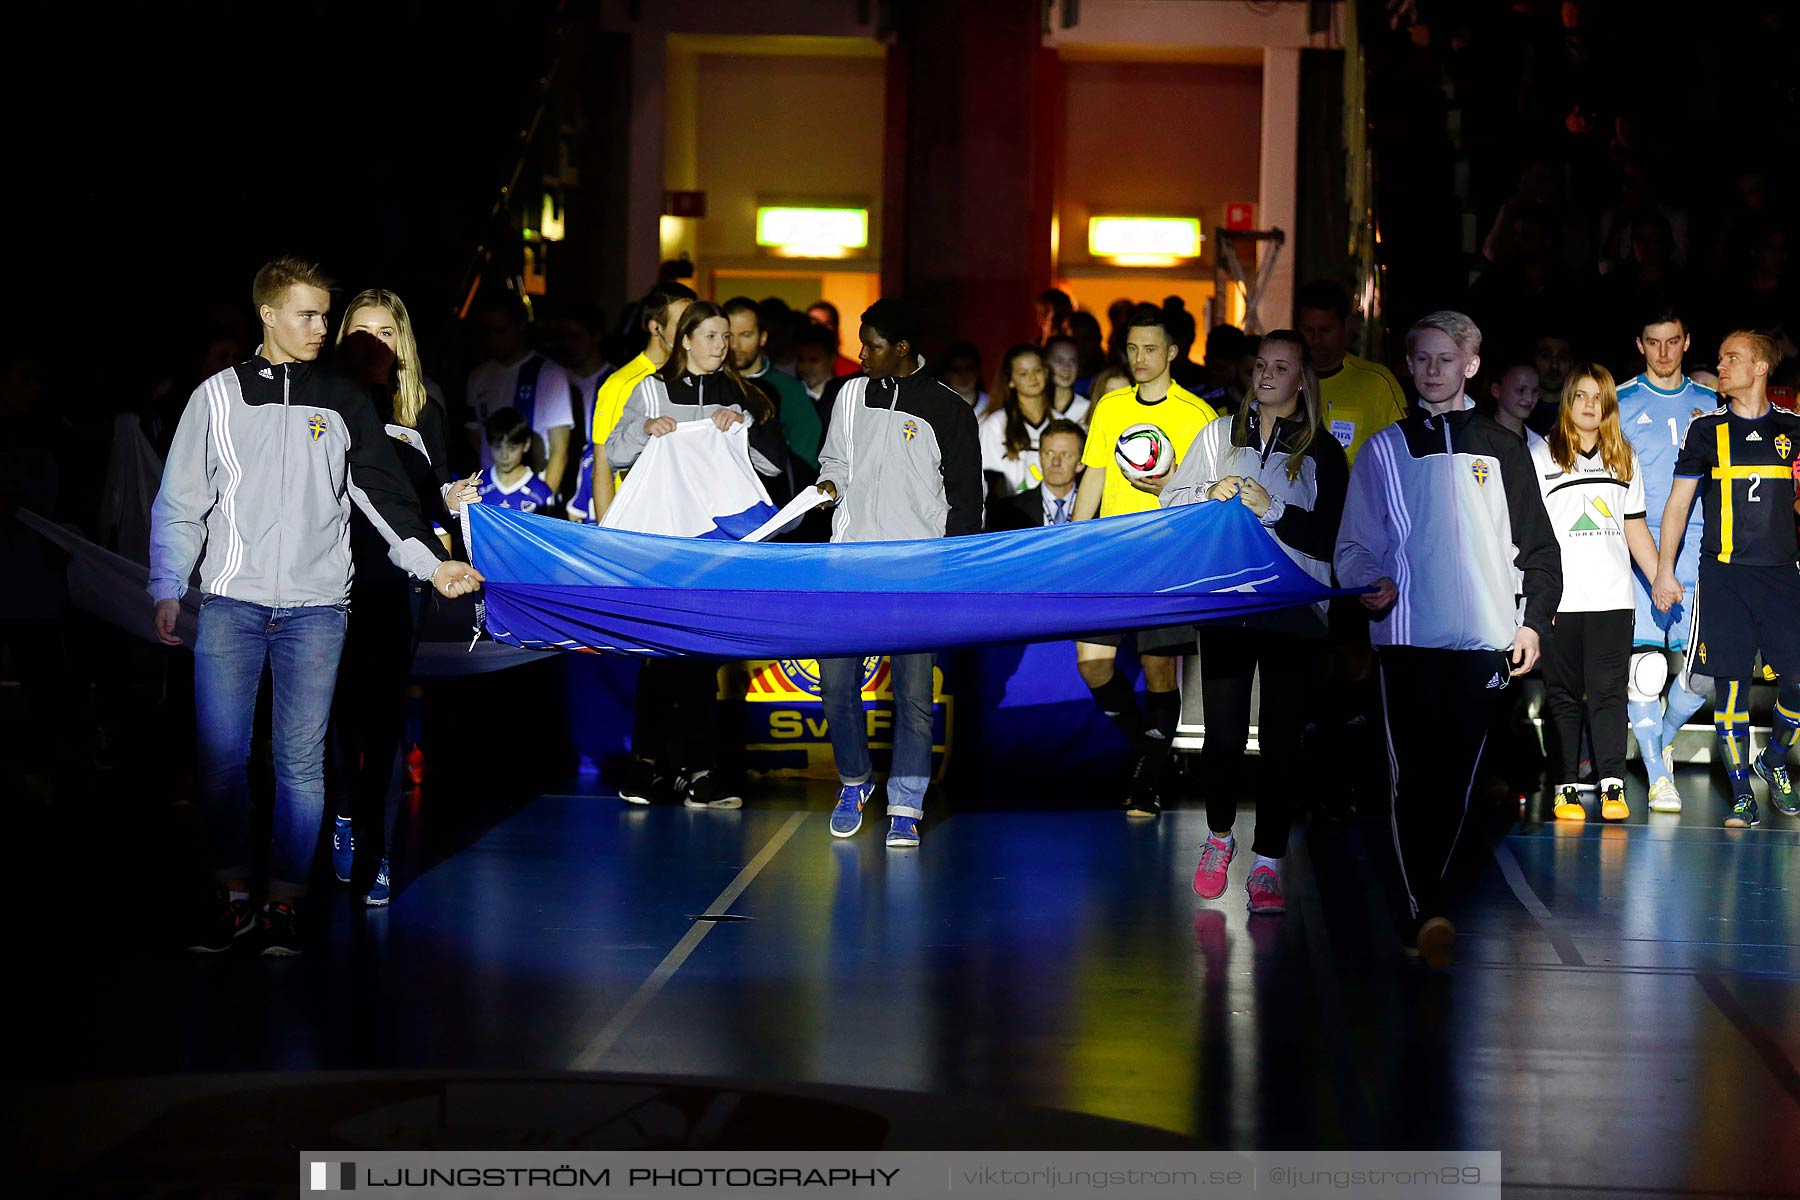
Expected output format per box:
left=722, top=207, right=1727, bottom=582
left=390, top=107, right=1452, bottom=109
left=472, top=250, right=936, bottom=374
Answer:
left=1114, top=423, right=1172, bottom=480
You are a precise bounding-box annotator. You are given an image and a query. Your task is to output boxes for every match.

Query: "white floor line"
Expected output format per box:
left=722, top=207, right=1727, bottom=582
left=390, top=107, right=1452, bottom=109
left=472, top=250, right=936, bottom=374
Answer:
left=1493, top=840, right=1586, bottom=966
left=568, top=810, right=810, bottom=1071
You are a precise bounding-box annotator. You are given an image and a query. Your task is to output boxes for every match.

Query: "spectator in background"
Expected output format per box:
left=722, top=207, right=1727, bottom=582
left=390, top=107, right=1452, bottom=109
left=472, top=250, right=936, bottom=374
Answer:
left=1043, top=335, right=1093, bottom=425
left=1036, top=288, right=1074, bottom=342
left=465, top=292, right=575, bottom=497
left=1295, top=279, right=1408, bottom=465
left=1469, top=202, right=1590, bottom=353
left=724, top=296, right=822, bottom=471
left=807, top=300, right=861, bottom=378
left=1105, top=298, right=1136, bottom=365
left=1596, top=158, right=1689, bottom=277
left=1198, top=321, right=1245, bottom=399
left=547, top=301, right=616, bottom=458
left=1068, top=311, right=1107, bottom=389
left=1527, top=332, right=1576, bottom=434
left=987, top=418, right=1084, bottom=531
left=792, top=322, right=841, bottom=411
left=1089, top=362, right=1133, bottom=401
left=1160, top=330, right=1347, bottom=916
left=477, top=409, right=556, bottom=513
left=938, top=341, right=990, bottom=415
left=758, top=297, right=798, bottom=375
left=583, top=282, right=695, bottom=522
left=144, top=326, right=244, bottom=462
left=980, top=344, right=1055, bottom=498
left=1164, top=297, right=1209, bottom=394
left=1721, top=222, right=1797, bottom=364
left=1597, top=209, right=1689, bottom=363
left=1480, top=355, right=1545, bottom=447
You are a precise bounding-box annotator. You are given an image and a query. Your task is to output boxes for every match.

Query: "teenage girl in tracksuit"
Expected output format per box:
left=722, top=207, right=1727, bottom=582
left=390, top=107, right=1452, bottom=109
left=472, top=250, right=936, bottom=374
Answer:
left=605, top=301, right=790, bottom=811
left=1160, top=330, right=1348, bottom=916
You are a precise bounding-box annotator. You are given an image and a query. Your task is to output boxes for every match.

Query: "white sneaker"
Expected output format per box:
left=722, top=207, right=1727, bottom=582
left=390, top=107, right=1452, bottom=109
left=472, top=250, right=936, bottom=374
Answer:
left=1648, top=776, right=1683, bottom=813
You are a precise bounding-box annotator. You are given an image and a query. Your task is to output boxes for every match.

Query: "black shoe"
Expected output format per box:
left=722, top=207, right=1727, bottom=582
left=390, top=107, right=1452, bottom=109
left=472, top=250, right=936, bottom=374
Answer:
left=186, top=887, right=255, bottom=954
left=680, top=769, right=743, bottom=810
left=1123, top=753, right=1164, bottom=818
left=256, top=901, right=304, bottom=957
left=616, top=757, right=671, bottom=805
left=1724, top=794, right=1760, bottom=828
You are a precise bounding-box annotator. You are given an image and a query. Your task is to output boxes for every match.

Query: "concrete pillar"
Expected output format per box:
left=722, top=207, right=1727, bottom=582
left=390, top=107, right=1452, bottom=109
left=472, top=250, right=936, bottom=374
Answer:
left=1257, top=46, right=1301, bottom=331
left=881, top=0, right=1055, bottom=362
left=623, top=25, right=668, bottom=298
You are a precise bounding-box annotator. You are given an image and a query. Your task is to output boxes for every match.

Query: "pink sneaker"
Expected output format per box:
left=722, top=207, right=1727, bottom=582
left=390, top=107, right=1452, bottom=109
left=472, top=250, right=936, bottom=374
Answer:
left=1192, top=835, right=1235, bottom=899
left=1245, top=864, right=1285, bottom=914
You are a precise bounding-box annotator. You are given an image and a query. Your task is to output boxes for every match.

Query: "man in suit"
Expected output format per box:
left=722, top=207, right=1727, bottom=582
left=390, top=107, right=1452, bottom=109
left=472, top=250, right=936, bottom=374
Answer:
left=988, top=418, right=1085, bottom=530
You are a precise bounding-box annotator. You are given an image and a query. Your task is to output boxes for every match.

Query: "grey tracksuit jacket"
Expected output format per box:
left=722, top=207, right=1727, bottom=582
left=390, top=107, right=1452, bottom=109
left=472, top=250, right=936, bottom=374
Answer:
left=815, top=369, right=984, bottom=542
left=148, top=359, right=445, bottom=608
left=604, top=371, right=784, bottom=478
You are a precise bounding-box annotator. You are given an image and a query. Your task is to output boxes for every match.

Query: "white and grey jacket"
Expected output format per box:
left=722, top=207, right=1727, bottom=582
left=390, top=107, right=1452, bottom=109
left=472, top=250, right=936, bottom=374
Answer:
left=1161, top=408, right=1349, bottom=593
left=148, top=359, right=445, bottom=609
left=605, top=371, right=781, bottom=477
left=816, top=368, right=983, bottom=543
left=1334, top=406, right=1561, bottom=651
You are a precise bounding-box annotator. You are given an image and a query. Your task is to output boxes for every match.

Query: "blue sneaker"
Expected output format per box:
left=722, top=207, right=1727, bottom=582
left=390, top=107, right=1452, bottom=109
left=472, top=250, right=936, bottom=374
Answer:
left=331, top=816, right=354, bottom=882
left=363, top=857, right=391, bottom=907
left=830, top=782, right=874, bottom=838
left=885, top=816, right=921, bottom=848
left=1755, top=755, right=1796, bottom=816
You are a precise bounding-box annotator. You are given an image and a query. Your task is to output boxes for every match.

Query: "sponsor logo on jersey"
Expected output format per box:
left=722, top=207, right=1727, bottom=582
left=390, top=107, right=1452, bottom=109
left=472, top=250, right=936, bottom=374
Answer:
left=1485, top=672, right=1504, bottom=689
left=1746, top=430, right=1764, bottom=442
left=308, top=414, right=328, bottom=441
left=1568, top=494, right=1617, bottom=534
left=1635, top=412, right=1653, bottom=425
left=1471, top=459, right=1491, bottom=486
left=259, top=367, right=273, bottom=379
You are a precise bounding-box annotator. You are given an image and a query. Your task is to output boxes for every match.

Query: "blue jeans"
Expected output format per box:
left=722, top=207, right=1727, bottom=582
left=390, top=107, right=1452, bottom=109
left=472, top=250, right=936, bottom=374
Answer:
left=819, top=653, right=935, bottom=819
left=195, top=596, right=348, bottom=898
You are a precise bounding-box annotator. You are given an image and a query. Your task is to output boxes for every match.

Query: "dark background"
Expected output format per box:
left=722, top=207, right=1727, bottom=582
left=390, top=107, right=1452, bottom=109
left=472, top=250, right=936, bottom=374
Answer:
left=5, top=1, right=565, bottom=387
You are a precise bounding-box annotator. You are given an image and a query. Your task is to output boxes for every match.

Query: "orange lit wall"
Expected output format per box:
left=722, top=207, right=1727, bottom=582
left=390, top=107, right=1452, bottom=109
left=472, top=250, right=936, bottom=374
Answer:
left=1058, top=60, right=1262, bottom=324
left=665, top=43, right=885, bottom=320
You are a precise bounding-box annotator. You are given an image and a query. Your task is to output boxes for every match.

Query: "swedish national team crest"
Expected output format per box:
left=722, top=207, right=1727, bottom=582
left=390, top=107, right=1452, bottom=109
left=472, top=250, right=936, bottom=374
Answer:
left=1471, top=458, right=1490, bottom=486
left=308, top=414, right=328, bottom=441
left=901, top=419, right=919, bottom=442
left=734, top=657, right=951, bottom=780
left=1777, top=433, right=1792, bottom=461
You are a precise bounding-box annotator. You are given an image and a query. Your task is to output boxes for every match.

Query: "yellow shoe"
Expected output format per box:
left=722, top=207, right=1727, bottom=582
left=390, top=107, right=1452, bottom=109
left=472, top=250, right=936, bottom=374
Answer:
left=1416, top=916, right=1457, bottom=969
left=1600, top=780, right=1630, bottom=821
left=1553, top=784, right=1586, bottom=821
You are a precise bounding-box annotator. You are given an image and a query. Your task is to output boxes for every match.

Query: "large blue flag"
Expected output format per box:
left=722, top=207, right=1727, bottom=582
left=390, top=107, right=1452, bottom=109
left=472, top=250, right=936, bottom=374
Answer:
left=466, top=500, right=1341, bottom=659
